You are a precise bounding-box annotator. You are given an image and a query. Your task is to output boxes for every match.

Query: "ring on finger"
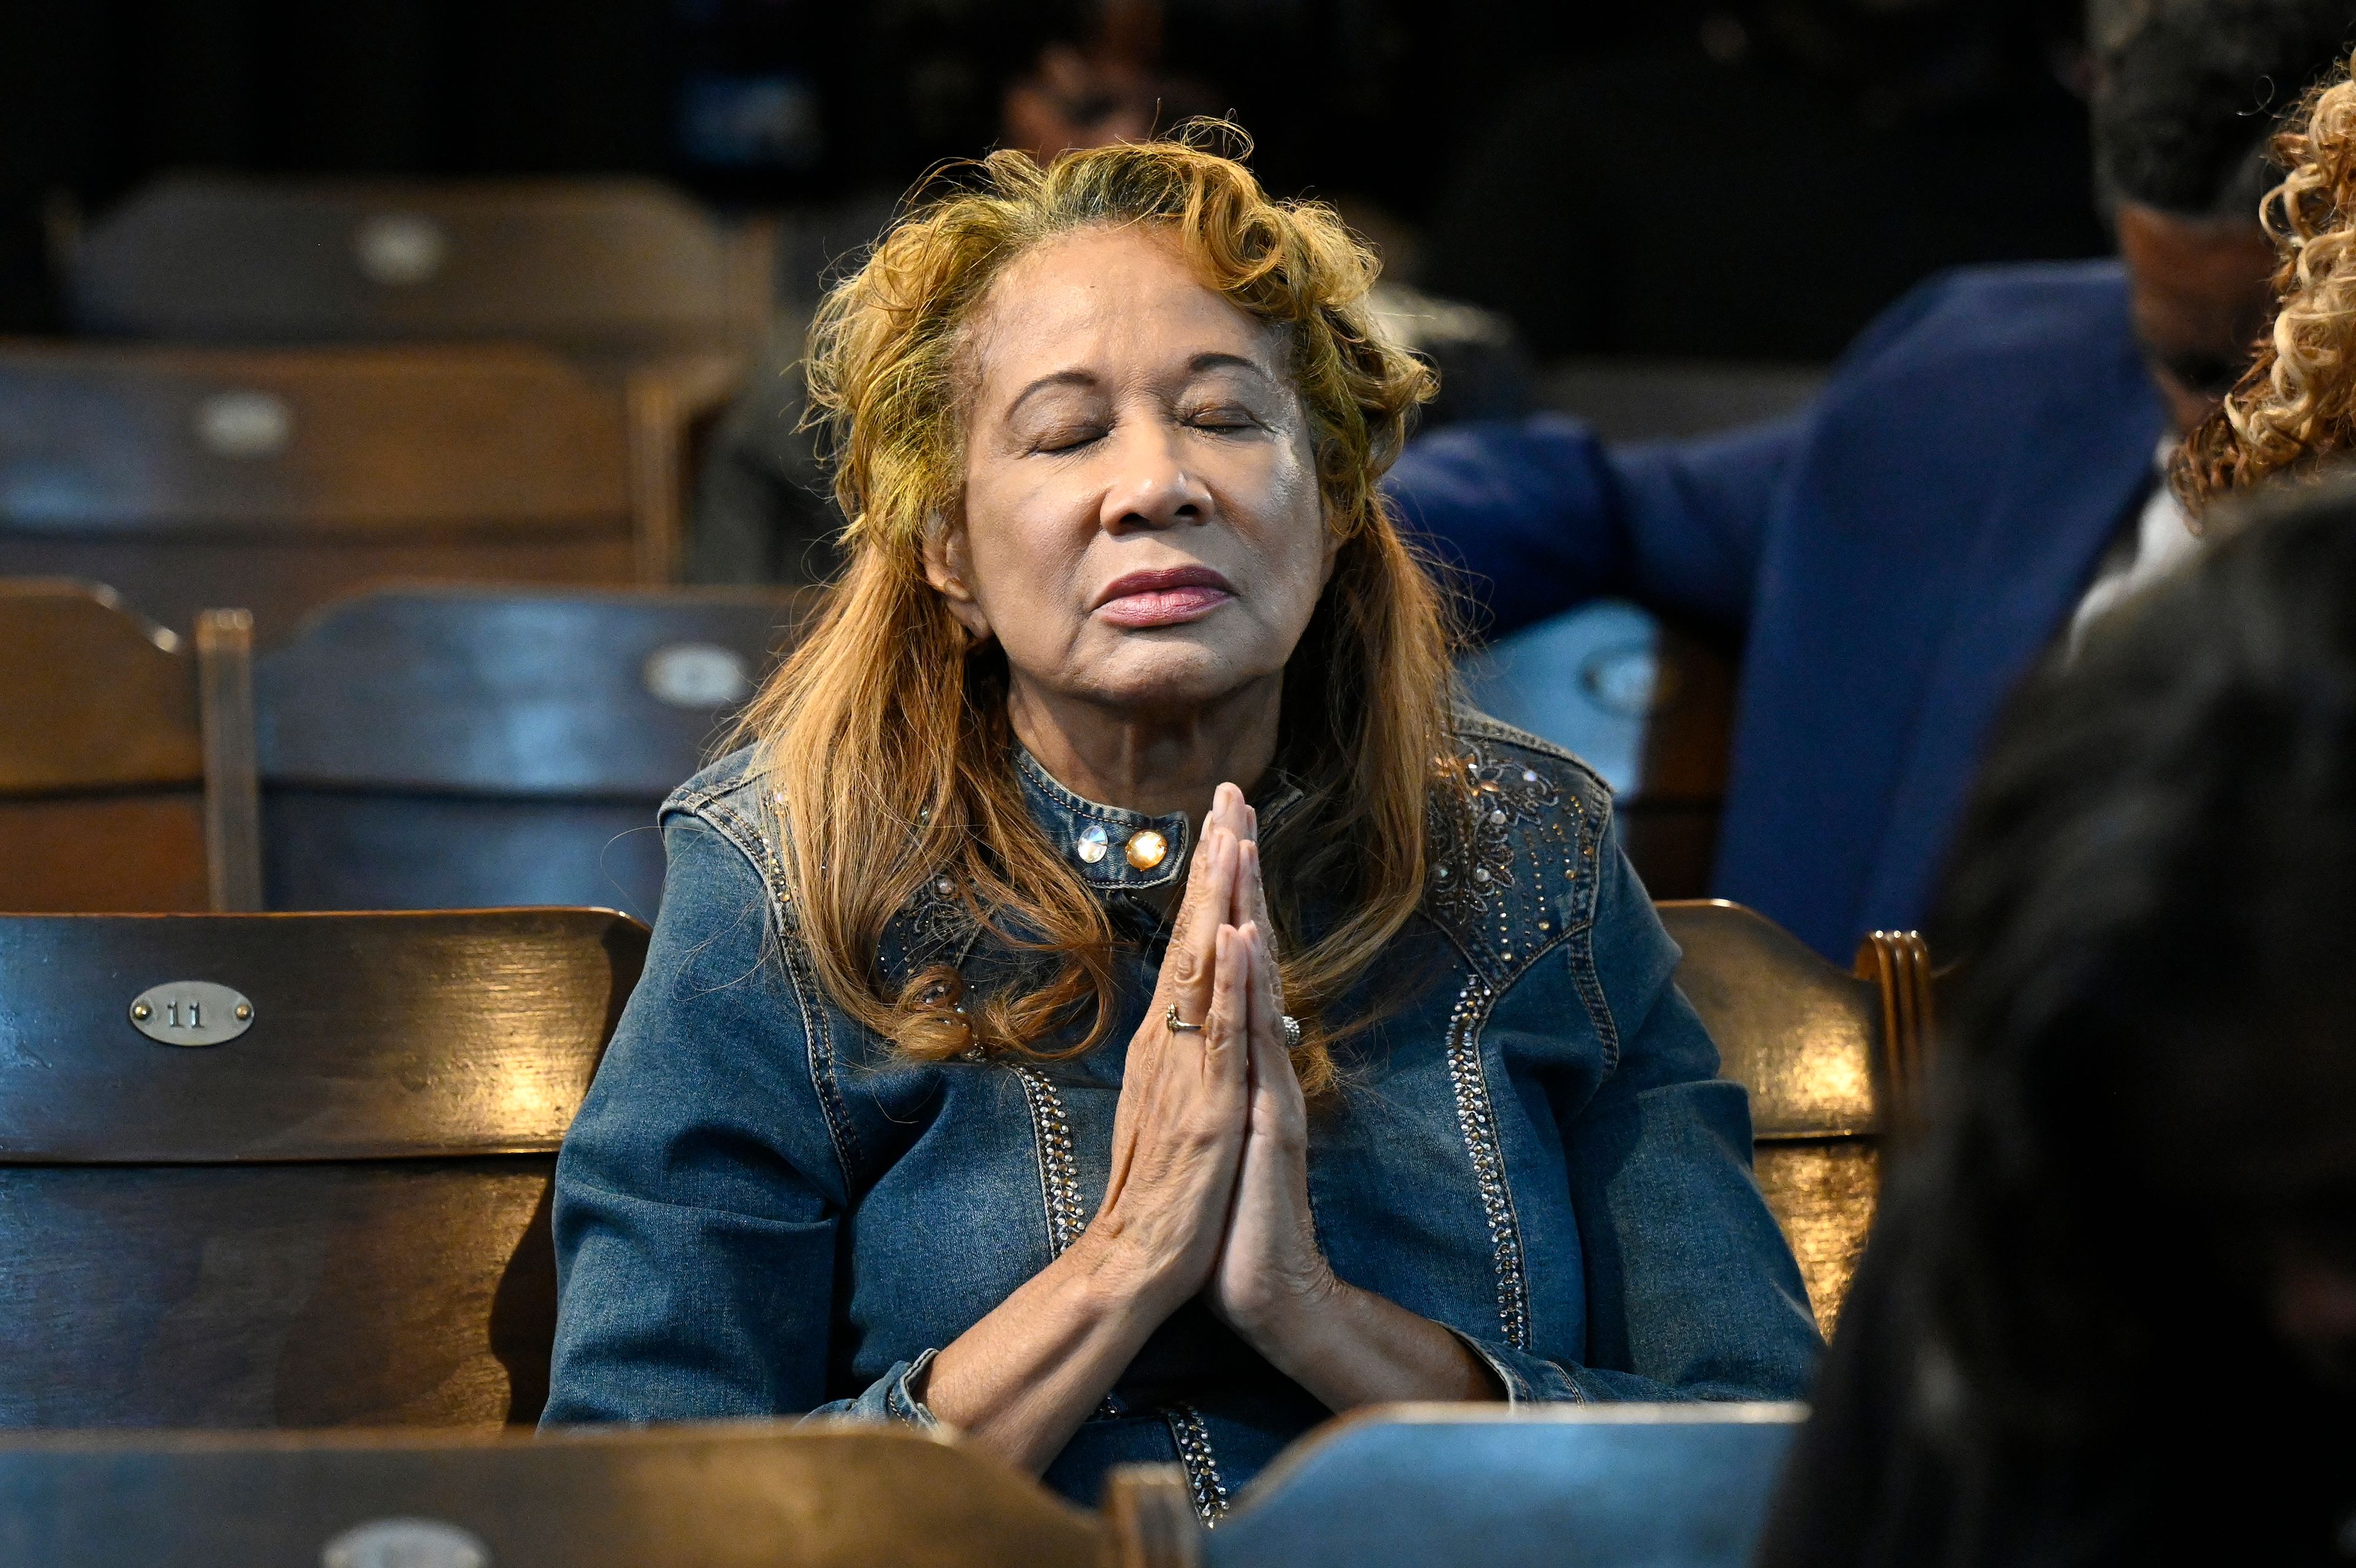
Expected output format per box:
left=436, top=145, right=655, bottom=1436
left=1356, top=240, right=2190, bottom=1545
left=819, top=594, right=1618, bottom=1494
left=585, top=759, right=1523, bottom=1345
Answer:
left=1164, top=1002, right=1205, bottom=1034
left=1279, top=1013, right=1303, bottom=1051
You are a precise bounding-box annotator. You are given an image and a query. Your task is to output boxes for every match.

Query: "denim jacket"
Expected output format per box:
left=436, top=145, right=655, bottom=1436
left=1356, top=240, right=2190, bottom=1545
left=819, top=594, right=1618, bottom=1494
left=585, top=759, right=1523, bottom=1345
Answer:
left=544, top=712, right=1821, bottom=1515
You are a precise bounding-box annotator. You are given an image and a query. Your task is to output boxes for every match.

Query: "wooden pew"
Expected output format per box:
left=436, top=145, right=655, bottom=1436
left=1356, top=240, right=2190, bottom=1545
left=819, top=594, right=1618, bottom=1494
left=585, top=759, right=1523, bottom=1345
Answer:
left=1106, top=1403, right=1803, bottom=1568
left=1660, top=899, right=1933, bottom=1330
left=252, top=585, right=812, bottom=919
left=0, top=908, right=645, bottom=1428
left=0, top=343, right=692, bottom=637
left=63, top=174, right=775, bottom=364
left=0, top=1423, right=1098, bottom=1568
left=0, top=580, right=259, bottom=912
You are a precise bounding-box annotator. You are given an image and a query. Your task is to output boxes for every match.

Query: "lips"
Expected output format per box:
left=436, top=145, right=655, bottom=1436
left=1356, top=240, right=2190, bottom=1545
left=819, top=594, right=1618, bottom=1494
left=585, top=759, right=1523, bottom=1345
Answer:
left=1093, top=565, right=1236, bottom=628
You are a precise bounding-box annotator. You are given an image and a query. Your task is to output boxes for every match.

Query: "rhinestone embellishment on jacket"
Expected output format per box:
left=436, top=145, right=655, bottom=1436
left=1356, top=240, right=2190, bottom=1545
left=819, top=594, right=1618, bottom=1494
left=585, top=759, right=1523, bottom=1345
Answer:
left=1125, top=829, right=1169, bottom=870
left=1076, top=823, right=1111, bottom=864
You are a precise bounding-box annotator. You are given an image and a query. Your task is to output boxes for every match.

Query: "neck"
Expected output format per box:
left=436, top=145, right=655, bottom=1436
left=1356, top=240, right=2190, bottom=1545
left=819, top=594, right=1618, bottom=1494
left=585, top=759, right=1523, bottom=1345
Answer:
left=1008, top=673, right=1282, bottom=824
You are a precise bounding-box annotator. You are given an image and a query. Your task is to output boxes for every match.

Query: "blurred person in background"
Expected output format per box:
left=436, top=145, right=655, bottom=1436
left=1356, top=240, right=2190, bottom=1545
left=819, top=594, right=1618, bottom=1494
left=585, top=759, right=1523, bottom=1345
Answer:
left=2179, top=48, right=2356, bottom=508
left=1389, top=0, right=2354, bottom=964
left=1754, top=473, right=2356, bottom=1565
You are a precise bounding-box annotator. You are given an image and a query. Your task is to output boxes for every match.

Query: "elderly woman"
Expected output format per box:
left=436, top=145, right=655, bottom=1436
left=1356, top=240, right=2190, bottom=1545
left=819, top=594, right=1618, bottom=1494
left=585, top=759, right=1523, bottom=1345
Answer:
left=544, top=132, right=1819, bottom=1512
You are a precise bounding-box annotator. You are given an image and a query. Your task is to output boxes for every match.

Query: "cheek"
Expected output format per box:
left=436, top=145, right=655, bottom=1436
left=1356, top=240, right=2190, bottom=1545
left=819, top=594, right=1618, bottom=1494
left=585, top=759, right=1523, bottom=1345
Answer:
left=1251, top=440, right=1331, bottom=610
left=960, top=463, right=1093, bottom=612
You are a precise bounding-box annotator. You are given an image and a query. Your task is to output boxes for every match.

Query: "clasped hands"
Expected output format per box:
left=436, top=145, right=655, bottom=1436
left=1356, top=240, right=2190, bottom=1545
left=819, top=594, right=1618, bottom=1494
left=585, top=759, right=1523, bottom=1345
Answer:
left=921, top=783, right=1494, bottom=1474
left=1089, top=781, right=1336, bottom=1350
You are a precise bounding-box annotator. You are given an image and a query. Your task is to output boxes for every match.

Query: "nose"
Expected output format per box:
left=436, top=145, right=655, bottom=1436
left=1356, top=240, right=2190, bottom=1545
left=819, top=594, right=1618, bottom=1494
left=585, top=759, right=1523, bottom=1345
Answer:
left=1098, top=421, right=1212, bottom=532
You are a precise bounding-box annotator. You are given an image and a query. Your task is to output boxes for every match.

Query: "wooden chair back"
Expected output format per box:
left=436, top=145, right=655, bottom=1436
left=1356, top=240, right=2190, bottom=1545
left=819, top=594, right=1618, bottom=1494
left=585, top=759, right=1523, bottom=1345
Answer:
left=0, top=1423, right=1100, bottom=1568
left=1616, top=626, right=1735, bottom=898
left=65, top=175, right=775, bottom=361
left=0, top=343, right=684, bottom=637
left=0, top=581, right=259, bottom=912
left=0, top=908, right=647, bottom=1428
left=254, top=585, right=814, bottom=919
left=1106, top=1403, right=1803, bottom=1568
left=1656, top=899, right=1934, bottom=1330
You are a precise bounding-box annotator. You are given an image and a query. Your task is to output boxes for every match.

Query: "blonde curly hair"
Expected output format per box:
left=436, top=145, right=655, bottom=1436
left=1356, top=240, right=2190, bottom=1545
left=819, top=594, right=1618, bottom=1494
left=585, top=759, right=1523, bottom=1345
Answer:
left=732, top=125, right=1449, bottom=1094
left=2179, top=51, right=2356, bottom=509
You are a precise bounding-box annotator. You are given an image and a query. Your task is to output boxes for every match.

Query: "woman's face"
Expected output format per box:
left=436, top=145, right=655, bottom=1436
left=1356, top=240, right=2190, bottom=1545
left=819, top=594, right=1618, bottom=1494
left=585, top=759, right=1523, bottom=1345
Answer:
left=931, top=224, right=1334, bottom=717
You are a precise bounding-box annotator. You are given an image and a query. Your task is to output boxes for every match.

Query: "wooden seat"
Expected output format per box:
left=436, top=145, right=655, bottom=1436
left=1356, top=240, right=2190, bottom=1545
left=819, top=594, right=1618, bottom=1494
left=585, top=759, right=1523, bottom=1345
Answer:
left=64, top=175, right=775, bottom=363
left=1657, top=899, right=1934, bottom=1331
left=1106, top=1403, right=1803, bottom=1568
left=253, top=585, right=813, bottom=920
left=0, top=580, right=259, bottom=912
left=0, top=342, right=694, bottom=637
left=0, top=908, right=646, bottom=1428
left=0, top=1423, right=1098, bottom=1568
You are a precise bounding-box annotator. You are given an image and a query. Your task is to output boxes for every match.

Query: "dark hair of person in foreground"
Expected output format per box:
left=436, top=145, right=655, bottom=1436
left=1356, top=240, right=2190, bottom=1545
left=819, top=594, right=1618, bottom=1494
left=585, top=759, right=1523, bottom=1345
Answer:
left=1756, top=475, right=2356, bottom=1567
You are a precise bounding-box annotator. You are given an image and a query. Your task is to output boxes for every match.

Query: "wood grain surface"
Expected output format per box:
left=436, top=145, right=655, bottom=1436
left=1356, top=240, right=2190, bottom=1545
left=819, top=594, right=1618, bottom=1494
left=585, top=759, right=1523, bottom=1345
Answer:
left=0, top=909, right=646, bottom=1161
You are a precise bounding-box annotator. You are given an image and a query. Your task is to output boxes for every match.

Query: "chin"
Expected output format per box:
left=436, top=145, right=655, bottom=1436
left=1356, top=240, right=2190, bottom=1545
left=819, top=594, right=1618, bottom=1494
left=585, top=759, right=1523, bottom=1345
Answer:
left=1080, top=642, right=1266, bottom=713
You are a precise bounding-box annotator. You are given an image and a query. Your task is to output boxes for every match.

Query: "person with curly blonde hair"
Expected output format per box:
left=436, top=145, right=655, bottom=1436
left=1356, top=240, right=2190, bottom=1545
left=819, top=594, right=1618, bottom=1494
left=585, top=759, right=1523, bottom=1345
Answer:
left=2179, top=52, right=2356, bottom=508
left=541, top=130, right=1819, bottom=1505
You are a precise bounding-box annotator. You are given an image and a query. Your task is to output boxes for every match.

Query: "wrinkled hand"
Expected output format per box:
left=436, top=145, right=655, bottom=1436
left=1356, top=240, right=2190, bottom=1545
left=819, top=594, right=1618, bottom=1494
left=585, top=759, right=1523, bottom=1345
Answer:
left=1207, top=807, right=1342, bottom=1347
left=1087, top=784, right=1258, bottom=1318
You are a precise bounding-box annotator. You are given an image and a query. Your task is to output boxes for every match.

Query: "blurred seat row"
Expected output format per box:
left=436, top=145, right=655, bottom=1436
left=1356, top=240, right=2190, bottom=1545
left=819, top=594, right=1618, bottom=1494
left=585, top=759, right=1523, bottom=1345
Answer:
left=1, top=579, right=811, bottom=918
left=9, top=177, right=777, bottom=636
left=0, top=1405, right=1804, bottom=1568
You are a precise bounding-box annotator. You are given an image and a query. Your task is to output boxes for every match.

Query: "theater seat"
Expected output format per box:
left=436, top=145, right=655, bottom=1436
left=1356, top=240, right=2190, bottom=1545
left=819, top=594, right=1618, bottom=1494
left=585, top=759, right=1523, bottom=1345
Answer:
left=0, top=1422, right=1096, bottom=1568
left=64, top=174, right=776, bottom=364
left=0, top=579, right=258, bottom=912
left=0, top=907, right=645, bottom=1428
left=0, top=342, right=698, bottom=637
left=1660, top=899, right=1934, bottom=1330
left=252, top=585, right=814, bottom=920
left=1105, top=1403, right=1803, bottom=1568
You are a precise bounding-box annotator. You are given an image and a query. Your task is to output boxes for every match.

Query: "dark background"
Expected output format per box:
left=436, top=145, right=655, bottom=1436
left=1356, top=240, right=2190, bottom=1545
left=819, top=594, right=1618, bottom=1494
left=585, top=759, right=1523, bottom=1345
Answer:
left=0, top=0, right=2109, bottom=358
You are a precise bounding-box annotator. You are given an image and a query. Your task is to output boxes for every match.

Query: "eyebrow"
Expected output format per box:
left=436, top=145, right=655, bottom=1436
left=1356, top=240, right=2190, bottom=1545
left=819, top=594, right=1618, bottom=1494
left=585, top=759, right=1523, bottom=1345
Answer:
left=1185, top=352, right=1278, bottom=383
left=1004, top=370, right=1098, bottom=420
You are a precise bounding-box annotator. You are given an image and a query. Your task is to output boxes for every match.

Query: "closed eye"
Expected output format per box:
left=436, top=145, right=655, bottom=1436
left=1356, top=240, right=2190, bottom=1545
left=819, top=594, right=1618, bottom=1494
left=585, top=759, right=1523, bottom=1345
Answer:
left=1187, top=405, right=1265, bottom=434
left=1030, top=424, right=1107, bottom=455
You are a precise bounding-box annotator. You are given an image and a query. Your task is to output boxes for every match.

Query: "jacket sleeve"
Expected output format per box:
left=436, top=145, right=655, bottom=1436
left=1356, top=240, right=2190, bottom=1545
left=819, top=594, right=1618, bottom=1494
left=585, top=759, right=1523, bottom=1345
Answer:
left=1380, top=265, right=2008, bottom=645
left=1561, top=813, right=1823, bottom=1399
left=1384, top=411, right=1804, bottom=641
left=1423, top=809, right=1822, bottom=1406
left=544, top=808, right=899, bottom=1424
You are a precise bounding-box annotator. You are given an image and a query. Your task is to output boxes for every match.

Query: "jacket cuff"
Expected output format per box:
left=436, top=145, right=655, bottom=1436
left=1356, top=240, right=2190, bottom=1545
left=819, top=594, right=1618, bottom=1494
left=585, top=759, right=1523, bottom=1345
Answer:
left=806, top=1349, right=943, bottom=1428
left=1448, top=1327, right=1586, bottom=1405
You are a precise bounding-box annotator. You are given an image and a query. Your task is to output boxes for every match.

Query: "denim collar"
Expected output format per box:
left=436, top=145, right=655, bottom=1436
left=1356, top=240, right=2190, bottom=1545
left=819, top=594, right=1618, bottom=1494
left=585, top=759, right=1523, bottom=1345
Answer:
left=1012, top=747, right=1306, bottom=896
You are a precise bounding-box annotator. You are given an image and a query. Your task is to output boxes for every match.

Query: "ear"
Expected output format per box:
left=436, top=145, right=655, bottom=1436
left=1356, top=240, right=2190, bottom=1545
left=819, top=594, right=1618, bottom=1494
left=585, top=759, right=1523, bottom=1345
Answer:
left=922, top=517, right=994, bottom=643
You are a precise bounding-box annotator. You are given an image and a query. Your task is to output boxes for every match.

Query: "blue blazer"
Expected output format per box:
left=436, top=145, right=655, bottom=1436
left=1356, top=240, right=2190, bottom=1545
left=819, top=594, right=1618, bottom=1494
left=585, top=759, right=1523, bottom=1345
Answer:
left=1389, top=262, right=2168, bottom=962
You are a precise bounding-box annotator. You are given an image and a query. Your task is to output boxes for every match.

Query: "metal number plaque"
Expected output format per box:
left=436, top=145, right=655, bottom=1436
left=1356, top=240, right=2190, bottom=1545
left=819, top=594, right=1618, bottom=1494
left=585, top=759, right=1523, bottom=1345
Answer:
left=644, top=641, right=752, bottom=708
left=194, top=390, right=293, bottom=459
left=353, top=212, right=448, bottom=286
left=321, top=1518, right=491, bottom=1568
left=127, top=981, right=254, bottom=1047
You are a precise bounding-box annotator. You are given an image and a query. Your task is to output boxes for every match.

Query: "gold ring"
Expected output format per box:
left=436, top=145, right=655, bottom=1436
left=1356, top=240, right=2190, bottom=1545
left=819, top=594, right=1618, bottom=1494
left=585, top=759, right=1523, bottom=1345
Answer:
left=1164, top=1002, right=1204, bottom=1034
